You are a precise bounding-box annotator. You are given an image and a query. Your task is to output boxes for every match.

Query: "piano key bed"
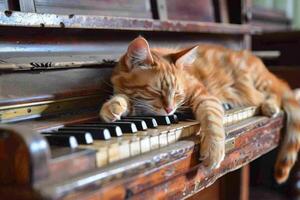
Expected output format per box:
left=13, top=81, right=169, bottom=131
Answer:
left=0, top=106, right=283, bottom=199
left=40, top=106, right=259, bottom=167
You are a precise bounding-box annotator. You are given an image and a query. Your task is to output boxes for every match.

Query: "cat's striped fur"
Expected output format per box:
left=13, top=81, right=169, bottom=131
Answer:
left=100, top=36, right=300, bottom=183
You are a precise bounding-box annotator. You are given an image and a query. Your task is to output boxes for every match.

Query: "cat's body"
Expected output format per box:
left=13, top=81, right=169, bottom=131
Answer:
left=100, top=37, right=300, bottom=183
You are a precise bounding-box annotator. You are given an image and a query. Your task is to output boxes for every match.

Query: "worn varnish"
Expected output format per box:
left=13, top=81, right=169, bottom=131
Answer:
left=0, top=11, right=260, bottom=34
left=31, top=116, right=282, bottom=200
left=0, top=114, right=283, bottom=199
left=19, top=0, right=152, bottom=19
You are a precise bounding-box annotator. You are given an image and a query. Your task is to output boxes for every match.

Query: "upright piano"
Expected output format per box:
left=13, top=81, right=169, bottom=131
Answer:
left=0, top=1, right=285, bottom=199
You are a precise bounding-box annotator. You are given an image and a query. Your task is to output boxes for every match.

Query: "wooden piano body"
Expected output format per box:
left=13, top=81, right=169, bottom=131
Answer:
left=0, top=1, right=286, bottom=199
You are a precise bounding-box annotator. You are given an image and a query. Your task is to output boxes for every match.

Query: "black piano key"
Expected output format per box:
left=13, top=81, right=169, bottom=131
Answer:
left=222, top=103, right=232, bottom=111
left=88, top=122, right=137, bottom=133
left=168, top=114, right=179, bottom=124
left=150, top=116, right=171, bottom=125
left=175, top=108, right=194, bottom=121
left=67, top=124, right=123, bottom=137
left=118, top=119, right=147, bottom=130
left=175, top=113, right=185, bottom=121
left=44, top=135, right=78, bottom=148
left=123, top=117, right=158, bottom=128
left=175, top=112, right=194, bottom=121
left=58, top=127, right=111, bottom=140
left=42, top=131, right=93, bottom=144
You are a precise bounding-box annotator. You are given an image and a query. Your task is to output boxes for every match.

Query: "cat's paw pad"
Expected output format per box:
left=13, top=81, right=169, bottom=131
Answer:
left=261, top=101, right=280, bottom=117
left=100, top=99, right=127, bottom=122
left=200, top=136, right=225, bottom=169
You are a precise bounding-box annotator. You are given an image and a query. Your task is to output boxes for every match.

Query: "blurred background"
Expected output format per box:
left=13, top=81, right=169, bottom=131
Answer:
left=253, top=0, right=298, bottom=28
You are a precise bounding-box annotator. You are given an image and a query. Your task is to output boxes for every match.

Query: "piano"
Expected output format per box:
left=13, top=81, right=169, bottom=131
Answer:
left=0, top=1, right=284, bottom=199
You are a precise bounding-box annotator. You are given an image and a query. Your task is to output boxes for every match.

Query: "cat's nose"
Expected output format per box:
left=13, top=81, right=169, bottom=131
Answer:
left=165, top=107, right=173, bottom=114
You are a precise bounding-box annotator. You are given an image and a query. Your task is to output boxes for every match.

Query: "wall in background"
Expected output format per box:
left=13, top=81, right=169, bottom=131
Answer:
left=253, top=0, right=300, bottom=29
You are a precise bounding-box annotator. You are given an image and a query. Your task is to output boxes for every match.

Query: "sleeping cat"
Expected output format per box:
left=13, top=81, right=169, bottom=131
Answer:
left=100, top=36, right=300, bottom=183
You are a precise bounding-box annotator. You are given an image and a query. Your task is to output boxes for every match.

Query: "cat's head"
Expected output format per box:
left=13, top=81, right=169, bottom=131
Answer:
left=111, top=36, right=198, bottom=116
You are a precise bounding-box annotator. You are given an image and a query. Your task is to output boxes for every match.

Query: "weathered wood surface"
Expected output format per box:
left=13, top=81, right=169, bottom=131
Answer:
left=0, top=114, right=283, bottom=199
left=0, top=126, right=97, bottom=186
left=0, top=9, right=250, bottom=72
left=28, top=115, right=282, bottom=200
left=0, top=68, right=112, bottom=107
left=186, top=178, right=221, bottom=200
left=156, top=0, right=215, bottom=22
left=0, top=11, right=260, bottom=34
left=0, top=125, right=50, bottom=185
left=19, top=0, right=152, bottom=19
left=48, top=148, right=97, bottom=183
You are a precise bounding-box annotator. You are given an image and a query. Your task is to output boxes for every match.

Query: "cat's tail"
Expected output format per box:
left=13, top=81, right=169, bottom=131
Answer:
left=274, top=89, right=300, bottom=184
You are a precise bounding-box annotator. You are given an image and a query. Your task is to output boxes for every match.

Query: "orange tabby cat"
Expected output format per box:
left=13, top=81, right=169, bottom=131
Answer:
left=100, top=36, right=300, bottom=183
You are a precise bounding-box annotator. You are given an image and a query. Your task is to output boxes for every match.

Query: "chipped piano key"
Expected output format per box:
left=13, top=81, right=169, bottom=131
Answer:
left=44, top=135, right=78, bottom=148
left=69, top=124, right=123, bottom=137
left=42, top=131, right=93, bottom=144
left=58, top=127, right=111, bottom=140
left=123, top=116, right=158, bottom=128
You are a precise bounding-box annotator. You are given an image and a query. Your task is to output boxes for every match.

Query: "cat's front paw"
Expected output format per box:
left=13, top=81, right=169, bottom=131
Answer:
left=100, top=97, right=128, bottom=122
left=200, top=135, right=225, bottom=169
left=261, top=101, right=280, bottom=117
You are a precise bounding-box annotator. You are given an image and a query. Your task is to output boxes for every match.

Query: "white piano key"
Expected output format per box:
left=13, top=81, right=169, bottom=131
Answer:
left=167, top=131, right=176, bottom=144
left=130, top=139, right=141, bottom=156
left=149, top=135, right=160, bottom=150
left=140, top=136, right=150, bottom=153
left=159, top=132, right=168, bottom=147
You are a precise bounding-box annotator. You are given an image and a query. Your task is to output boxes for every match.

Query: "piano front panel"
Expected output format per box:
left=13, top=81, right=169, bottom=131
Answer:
left=28, top=114, right=282, bottom=200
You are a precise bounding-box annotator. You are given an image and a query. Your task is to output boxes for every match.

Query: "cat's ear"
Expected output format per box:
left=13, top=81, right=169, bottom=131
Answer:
left=125, top=36, right=154, bottom=69
left=172, top=46, right=198, bottom=68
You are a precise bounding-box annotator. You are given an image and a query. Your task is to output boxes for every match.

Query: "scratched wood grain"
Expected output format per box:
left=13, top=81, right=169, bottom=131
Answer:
left=30, top=115, right=282, bottom=200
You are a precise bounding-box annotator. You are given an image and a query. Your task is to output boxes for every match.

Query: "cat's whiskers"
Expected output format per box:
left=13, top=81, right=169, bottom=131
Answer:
left=133, top=99, right=156, bottom=108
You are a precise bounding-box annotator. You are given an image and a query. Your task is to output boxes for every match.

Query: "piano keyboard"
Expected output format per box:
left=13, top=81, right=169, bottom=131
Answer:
left=40, top=106, right=259, bottom=167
